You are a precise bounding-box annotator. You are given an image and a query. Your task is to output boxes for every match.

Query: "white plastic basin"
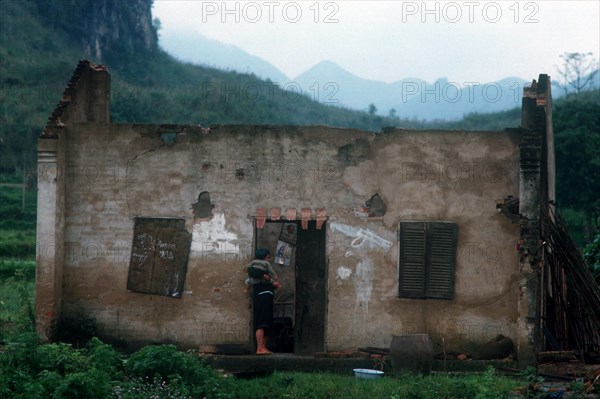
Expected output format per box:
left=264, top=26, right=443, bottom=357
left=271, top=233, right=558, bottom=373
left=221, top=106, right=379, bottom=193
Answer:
left=353, top=368, right=384, bottom=379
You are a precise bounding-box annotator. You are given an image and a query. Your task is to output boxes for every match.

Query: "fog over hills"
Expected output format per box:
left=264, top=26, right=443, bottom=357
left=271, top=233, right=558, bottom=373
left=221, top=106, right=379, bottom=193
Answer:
left=160, top=31, right=595, bottom=120
left=160, top=29, right=290, bottom=83
left=292, top=60, right=529, bottom=120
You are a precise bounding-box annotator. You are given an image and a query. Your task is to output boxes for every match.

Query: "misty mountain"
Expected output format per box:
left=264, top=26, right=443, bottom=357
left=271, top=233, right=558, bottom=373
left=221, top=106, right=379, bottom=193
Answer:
left=293, top=61, right=596, bottom=120
left=159, top=29, right=531, bottom=121
left=291, top=60, right=425, bottom=115
left=159, top=29, right=290, bottom=83
left=160, top=31, right=600, bottom=121
left=292, top=60, right=529, bottom=120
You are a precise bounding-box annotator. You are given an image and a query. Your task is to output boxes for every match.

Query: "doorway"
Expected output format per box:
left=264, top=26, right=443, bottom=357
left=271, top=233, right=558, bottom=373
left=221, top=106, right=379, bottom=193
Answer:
left=254, top=220, right=327, bottom=355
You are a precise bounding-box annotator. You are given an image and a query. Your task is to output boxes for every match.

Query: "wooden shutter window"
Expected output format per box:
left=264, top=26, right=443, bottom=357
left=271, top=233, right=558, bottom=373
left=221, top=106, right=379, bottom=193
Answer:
left=398, top=222, right=427, bottom=298
left=427, top=222, right=458, bottom=298
left=398, top=221, right=457, bottom=299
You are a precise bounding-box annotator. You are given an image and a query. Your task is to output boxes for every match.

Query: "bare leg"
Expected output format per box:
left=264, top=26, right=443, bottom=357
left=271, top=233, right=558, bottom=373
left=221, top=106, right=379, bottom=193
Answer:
left=255, top=328, right=270, bottom=354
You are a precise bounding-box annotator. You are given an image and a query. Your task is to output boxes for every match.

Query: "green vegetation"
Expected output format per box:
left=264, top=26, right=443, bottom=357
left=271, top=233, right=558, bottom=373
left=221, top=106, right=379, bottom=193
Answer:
left=0, top=177, right=36, bottom=341
left=0, top=171, right=36, bottom=339
left=0, top=266, right=35, bottom=342
left=585, top=234, right=600, bottom=285
left=0, top=333, right=528, bottom=399
left=553, top=90, right=600, bottom=244
left=0, top=334, right=230, bottom=399
left=0, top=231, right=36, bottom=259
left=0, top=185, right=36, bottom=231
left=227, top=367, right=522, bottom=399
left=424, top=106, right=521, bottom=131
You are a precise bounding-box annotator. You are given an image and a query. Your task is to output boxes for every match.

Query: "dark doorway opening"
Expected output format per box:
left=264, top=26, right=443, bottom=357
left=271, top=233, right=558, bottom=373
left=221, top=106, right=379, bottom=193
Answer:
left=254, top=220, right=327, bottom=355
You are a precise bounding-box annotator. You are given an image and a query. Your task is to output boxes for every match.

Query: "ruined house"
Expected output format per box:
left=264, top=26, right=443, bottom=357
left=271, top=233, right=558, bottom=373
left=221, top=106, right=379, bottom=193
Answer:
left=36, top=60, right=554, bottom=362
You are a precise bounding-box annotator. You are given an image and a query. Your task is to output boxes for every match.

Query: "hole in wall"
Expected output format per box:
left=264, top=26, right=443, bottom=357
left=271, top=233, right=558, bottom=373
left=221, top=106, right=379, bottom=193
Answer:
left=365, top=193, right=387, bottom=217
left=353, top=193, right=387, bottom=218
left=193, top=191, right=214, bottom=220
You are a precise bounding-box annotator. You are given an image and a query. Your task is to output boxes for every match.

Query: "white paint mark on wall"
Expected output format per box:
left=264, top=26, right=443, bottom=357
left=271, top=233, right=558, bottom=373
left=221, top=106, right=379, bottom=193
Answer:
left=337, top=266, right=352, bottom=280
left=330, top=222, right=392, bottom=251
left=353, top=259, right=374, bottom=312
left=191, top=212, right=239, bottom=254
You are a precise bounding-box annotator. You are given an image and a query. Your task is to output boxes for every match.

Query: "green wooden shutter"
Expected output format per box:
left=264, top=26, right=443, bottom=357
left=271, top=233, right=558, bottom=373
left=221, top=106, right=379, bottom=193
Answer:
left=398, top=222, right=427, bottom=298
left=398, top=221, right=457, bottom=299
left=426, top=222, right=457, bottom=299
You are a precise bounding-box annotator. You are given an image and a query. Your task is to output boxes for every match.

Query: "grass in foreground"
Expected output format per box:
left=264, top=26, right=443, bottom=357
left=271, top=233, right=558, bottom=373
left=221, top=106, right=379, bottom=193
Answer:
left=228, top=368, right=522, bottom=399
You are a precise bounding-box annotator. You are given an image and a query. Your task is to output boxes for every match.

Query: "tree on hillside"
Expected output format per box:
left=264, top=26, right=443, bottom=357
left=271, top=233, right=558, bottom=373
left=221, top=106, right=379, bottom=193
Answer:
left=555, top=52, right=599, bottom=95
left=554, top=91, right=600, bottom=243
left=368, top=103, right=378, bottom=115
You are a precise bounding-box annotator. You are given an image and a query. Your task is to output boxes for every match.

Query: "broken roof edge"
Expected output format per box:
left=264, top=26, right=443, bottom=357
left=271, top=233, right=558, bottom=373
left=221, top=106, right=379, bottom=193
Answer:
left=99, top=123, right=379, bottom=143
left=380, top=126, right=508, bottom=135
left=523, top=74, right=551, bottom=106
left=90, top=122, right=516, bottom=138
left=207, top=123, right=374, bottom=135
left=42, top=61, right=548, bottom=139
left=41, top=60, right=108, bottom=139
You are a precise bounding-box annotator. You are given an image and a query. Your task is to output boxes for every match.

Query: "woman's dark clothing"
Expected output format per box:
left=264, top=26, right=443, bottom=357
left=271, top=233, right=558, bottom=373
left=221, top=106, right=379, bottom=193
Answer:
left=252, top=281, right=275, bottom=329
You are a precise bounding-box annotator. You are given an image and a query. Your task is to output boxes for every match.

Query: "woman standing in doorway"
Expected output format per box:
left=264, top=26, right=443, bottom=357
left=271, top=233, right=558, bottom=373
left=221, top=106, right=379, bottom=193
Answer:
left=246, top=248, right=281, bottom=355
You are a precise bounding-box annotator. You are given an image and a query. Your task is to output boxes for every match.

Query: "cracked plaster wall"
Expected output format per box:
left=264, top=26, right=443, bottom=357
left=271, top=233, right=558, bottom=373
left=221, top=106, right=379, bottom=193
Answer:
left=49, top=122, right=525, bottom=354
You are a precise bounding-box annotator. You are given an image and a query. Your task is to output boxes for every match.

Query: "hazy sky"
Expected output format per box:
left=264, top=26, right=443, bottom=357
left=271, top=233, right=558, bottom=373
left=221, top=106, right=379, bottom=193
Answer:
left=152, top=0, right=600, bottom=83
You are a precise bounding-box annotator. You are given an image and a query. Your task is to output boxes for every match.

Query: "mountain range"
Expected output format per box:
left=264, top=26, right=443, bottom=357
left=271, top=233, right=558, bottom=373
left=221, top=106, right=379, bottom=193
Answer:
left=292, top=61, right=529, bottom=120
left=160, top=29, right=290, bottom=83
left=160, top=30, right=597, bottom=121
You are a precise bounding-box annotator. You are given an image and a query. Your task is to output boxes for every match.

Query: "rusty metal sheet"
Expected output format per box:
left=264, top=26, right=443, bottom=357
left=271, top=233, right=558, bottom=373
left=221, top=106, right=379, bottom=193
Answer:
left=127, top=217, right=191, bottom=298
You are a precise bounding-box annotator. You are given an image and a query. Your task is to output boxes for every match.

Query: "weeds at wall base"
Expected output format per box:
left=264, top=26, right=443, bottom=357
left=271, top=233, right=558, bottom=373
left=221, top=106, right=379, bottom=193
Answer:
left=2, top=330, right=598, bottom=398
left=0, top=267, right=35, bottom=343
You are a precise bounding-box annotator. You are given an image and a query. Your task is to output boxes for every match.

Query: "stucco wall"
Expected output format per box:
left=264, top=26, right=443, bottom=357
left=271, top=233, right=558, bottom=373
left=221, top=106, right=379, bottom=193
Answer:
left=52, top=122, right=522, bottom=353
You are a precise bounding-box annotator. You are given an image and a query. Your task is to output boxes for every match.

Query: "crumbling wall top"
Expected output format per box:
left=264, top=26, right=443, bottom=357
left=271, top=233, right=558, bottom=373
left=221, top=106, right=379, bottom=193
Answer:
left=42, top=60, right=109, bottom=138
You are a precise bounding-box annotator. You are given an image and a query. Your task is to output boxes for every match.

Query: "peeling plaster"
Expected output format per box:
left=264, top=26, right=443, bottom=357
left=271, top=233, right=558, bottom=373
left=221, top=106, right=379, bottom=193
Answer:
left=191, top=212, right=239, bottom=254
